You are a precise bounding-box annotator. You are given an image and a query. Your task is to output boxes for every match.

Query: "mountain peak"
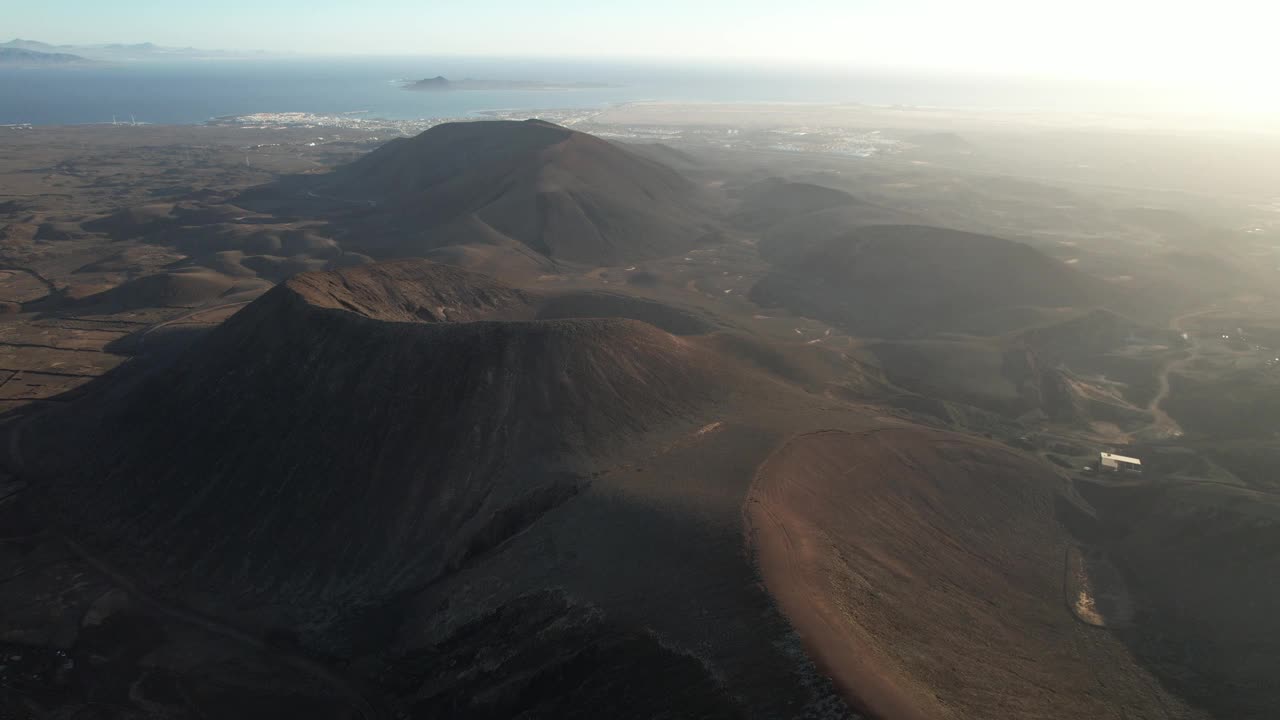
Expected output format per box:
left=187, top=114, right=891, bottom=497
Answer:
left=246, top=121, right=716, bottom=267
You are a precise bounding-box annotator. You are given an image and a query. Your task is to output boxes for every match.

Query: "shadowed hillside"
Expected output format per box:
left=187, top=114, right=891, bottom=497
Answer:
left=37, top=261, right=729, bottom=635
left=751, top=224, right=1106, bottom=336
left=1079, top=479, right=1280, bottom=719
left=733, top=178, right=864, bottom=227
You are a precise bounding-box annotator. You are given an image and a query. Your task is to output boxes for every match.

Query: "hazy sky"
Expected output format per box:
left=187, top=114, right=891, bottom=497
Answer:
left=10, top=0, right=1277, bottom=85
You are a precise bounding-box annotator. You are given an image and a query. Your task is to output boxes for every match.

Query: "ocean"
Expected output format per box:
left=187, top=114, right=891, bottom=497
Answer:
left=0, top=56, right=1197, bottom=126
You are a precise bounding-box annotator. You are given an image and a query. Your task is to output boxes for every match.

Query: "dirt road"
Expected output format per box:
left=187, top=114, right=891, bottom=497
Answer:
left=1144, top=307, right=1216, bottom=439
left=0, top=265, right=59, bottom=300
left=135, top=300, right=251, bottom=352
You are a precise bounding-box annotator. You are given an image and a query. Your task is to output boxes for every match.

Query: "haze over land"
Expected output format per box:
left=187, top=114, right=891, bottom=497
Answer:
left=1, top=3, right=1279, bottom=720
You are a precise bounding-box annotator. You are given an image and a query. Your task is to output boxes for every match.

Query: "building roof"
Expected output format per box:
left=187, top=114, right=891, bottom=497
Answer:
left=1100, top=452, right=1142, bottom=466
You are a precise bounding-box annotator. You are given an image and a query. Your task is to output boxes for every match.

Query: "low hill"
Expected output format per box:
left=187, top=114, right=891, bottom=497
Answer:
left=1020, top=308, right=1160, bottom=362
left=758, top=203, right=921, bottom=257
left=751, top=225, right=1104, bottom=337
left=732, top=178, right=864, bottom=228
left=244, top=120, right=717, bottom=267
left=865, top=338, right=1087, bottom=423
left=71, top=269, right=257, bottom=310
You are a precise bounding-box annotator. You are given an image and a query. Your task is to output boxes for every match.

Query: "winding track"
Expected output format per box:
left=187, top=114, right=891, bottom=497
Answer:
left=1143, top=307, right=1215, bottom=439
left=0, top=265, right=59, bottom=299
left=134, top=300, right=252, bottom=352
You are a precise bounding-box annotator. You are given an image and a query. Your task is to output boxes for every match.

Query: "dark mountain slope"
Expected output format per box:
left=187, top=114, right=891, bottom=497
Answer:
left=1080, top=480, right=1280, bottom=719
left=40, top=261, right=728, bottom=633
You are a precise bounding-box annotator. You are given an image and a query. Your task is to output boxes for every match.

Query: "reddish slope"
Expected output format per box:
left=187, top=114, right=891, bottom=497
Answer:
left=746, top=428, right=1193, bottom=719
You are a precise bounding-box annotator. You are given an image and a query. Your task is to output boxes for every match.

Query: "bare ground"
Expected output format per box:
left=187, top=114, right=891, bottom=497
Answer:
left=745, top=427, right=1201, bottom=719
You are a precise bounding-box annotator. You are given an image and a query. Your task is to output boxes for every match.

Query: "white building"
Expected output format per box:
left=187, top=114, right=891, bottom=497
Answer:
left=1100, top=452, right=1142, bottom=473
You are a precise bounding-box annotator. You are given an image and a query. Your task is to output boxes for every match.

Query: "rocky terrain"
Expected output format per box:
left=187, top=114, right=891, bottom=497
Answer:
left=1, top=115, right=1278, bottom=719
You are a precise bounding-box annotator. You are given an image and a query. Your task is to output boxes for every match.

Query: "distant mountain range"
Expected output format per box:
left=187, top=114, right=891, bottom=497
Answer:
left=0, top=46, right=90, bottom=66
left=0, top=38, right=267, bottom=62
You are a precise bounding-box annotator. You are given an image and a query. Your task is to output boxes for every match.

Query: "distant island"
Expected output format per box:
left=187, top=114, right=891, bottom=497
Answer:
left=405, top=75, right=615, bottom=92
left=0, top=47, right=91, bottom=66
